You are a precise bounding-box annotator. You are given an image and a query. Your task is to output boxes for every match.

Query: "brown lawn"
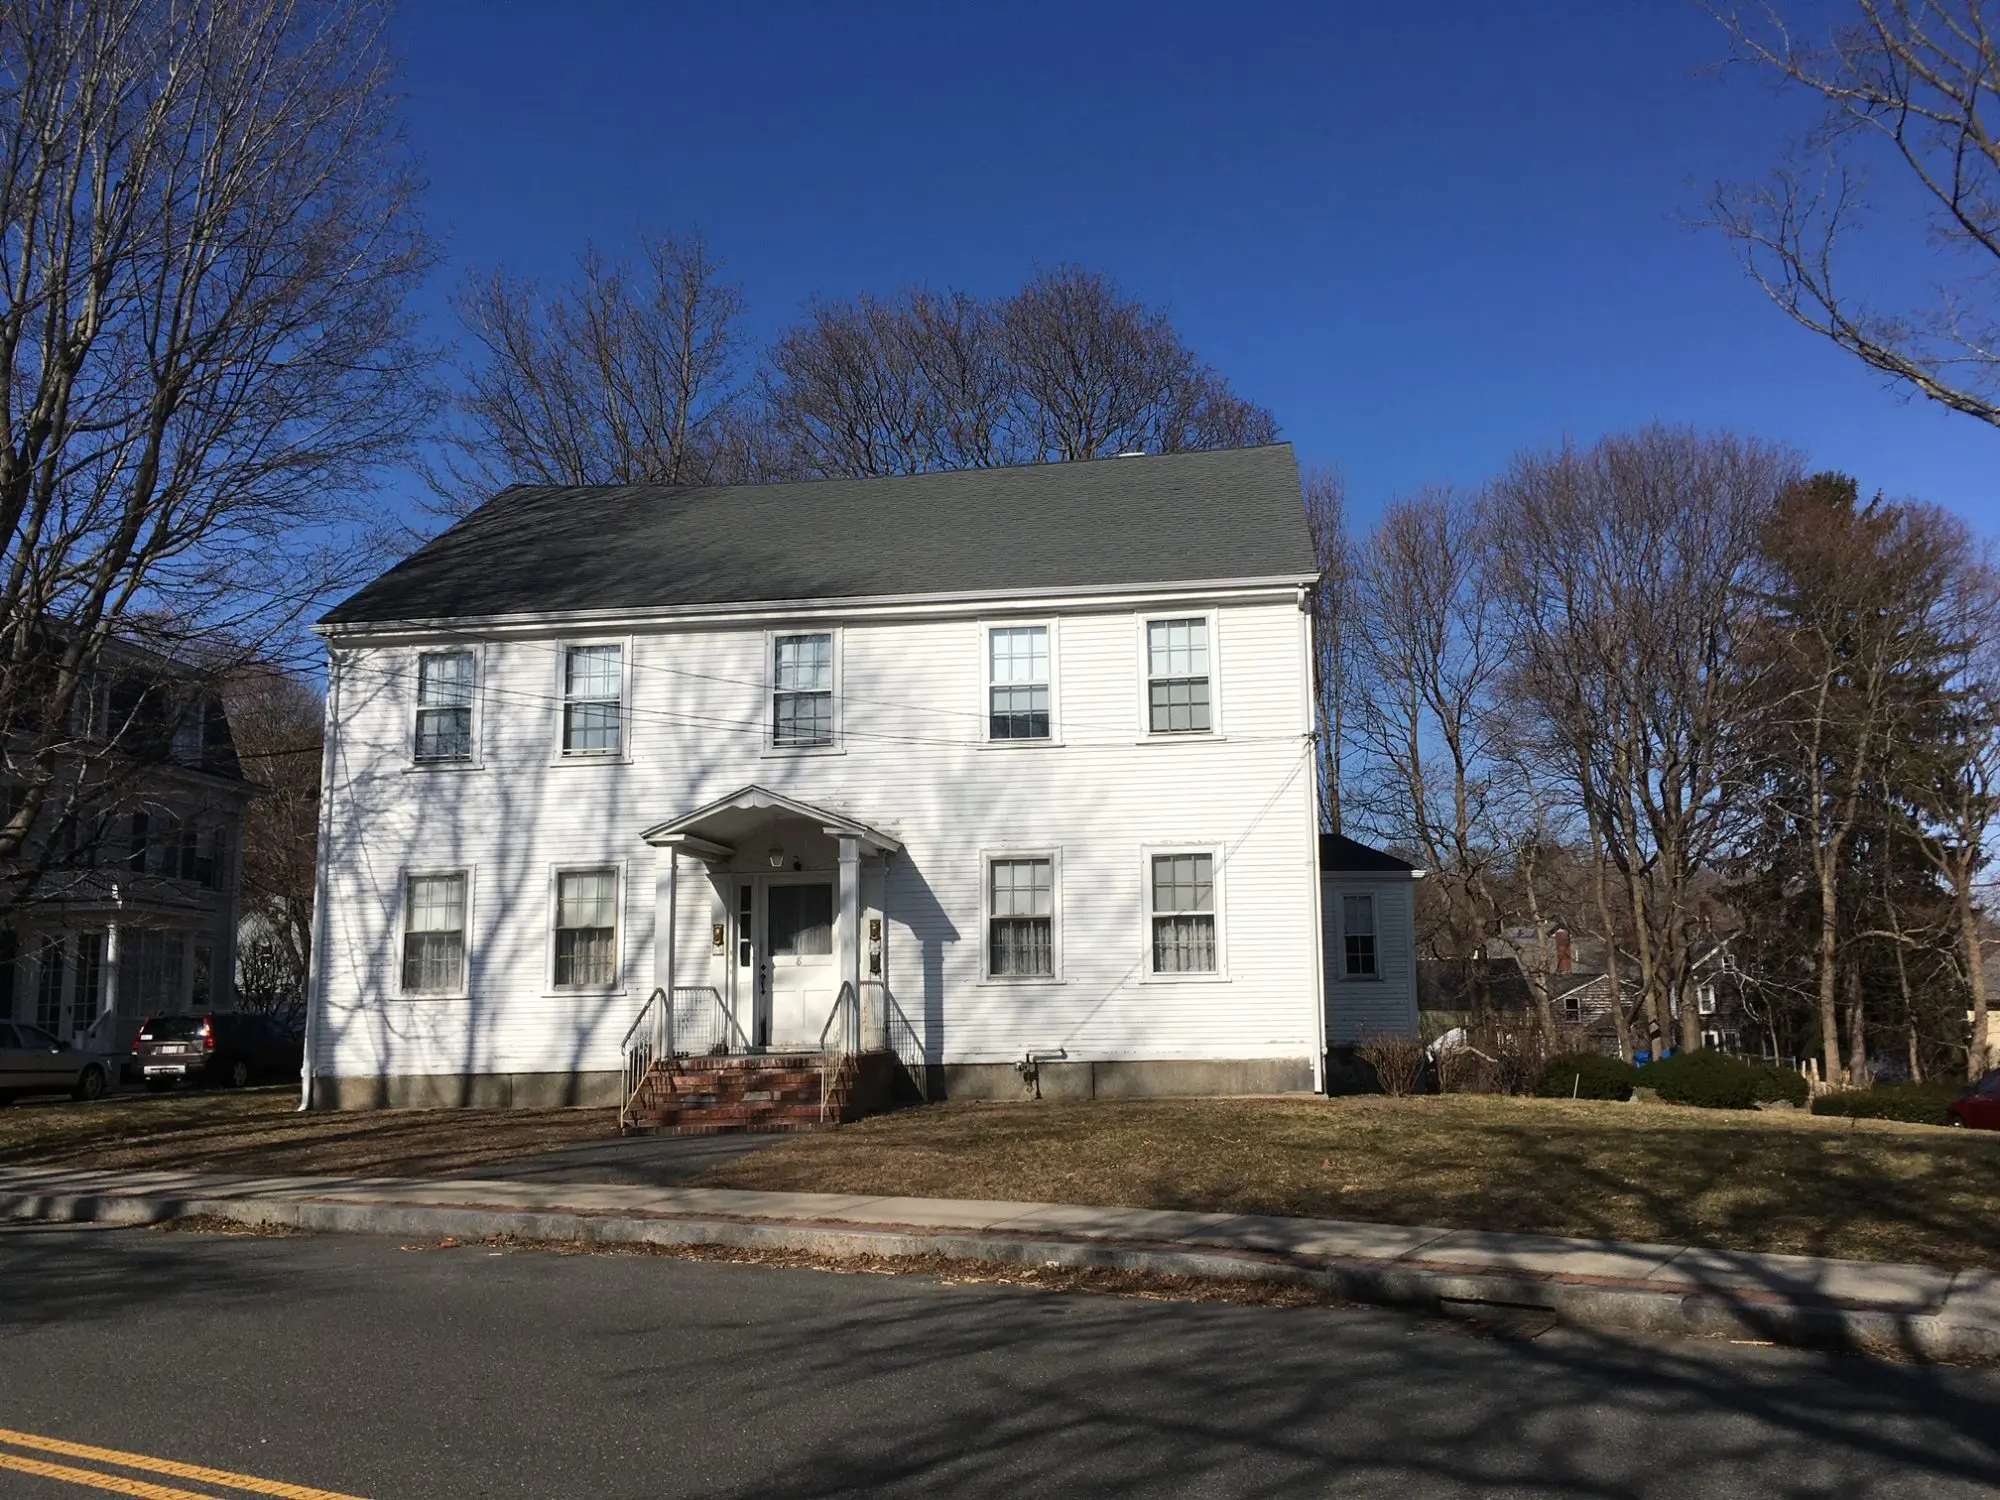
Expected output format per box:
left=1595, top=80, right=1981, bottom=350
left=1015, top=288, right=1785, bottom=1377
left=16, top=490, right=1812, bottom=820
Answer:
left=0, top=1089, right=618, bottom=1177
left=697, top=1093, right=2000, bottom=1271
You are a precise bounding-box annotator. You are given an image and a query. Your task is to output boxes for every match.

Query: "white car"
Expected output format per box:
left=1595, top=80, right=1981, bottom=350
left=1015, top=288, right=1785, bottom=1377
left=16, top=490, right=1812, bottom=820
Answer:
left=0, top=1021, right=113, bottom=1103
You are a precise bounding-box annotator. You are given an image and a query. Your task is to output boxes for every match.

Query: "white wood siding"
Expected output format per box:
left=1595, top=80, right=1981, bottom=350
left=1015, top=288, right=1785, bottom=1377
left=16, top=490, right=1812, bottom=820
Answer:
left=1322, top=876, right=1419, bottom=1042
left=312, top=596, right=1322, bottom=1082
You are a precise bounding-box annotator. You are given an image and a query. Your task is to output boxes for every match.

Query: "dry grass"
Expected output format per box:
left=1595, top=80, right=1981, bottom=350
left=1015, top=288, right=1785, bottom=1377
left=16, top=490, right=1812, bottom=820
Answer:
left=699, top=1094, right=2000, bottom=1271
left=0, top=1089, right=618, bottom=1177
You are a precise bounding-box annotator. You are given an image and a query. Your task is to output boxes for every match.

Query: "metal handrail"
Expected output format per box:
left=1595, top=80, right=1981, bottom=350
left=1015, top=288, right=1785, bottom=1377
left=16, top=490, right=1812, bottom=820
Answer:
left=620, top=987, right=669, bottom=1130
left=817, top=981, right=859, bottom=1123
left=672, top=984, right=750, bottom=1058
left=880, top=983, right=930, bottom=1101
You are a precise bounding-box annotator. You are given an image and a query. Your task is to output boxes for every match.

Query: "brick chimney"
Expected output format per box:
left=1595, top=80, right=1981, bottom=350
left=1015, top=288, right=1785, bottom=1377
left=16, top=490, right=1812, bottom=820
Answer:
left=1554, top=928, right=1574, bottom=975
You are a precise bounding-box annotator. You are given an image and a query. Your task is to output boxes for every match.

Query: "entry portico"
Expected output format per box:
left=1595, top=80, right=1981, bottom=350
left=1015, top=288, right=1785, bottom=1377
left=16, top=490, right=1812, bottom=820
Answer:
left=640, top=786, right=901, bottom=1055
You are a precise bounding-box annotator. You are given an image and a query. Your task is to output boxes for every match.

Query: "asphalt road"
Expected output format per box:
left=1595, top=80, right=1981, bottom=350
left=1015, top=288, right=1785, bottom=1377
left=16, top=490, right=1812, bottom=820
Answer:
left=0, top=1221, right=1996, bottom=1500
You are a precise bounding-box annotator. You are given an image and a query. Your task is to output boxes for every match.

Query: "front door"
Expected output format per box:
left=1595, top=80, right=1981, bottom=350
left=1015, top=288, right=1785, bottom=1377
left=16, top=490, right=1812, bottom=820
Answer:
left=762, top=878, right=834, bottom=1050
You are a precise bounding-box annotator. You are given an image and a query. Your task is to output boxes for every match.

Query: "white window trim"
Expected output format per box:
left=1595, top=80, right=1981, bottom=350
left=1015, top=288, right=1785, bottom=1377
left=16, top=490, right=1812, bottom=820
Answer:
left=1139, top=843, right=1229, bottom=983
left=1135, top=609, right=1224, bottom=741
left=545, top=860, right=628, bottom=997
left=977, top=617, right=1061, bottom=748
left=762, top=626, right=845, bottom=757
left=1333, top=886, right=1382, bottom=983
left=978, top=846, right=1063, bottom=985
left=551, top=637, right=634, bottom=764
left=396, top=866, right=473, bottom=1001
left=408, top=643, right=485, bottom=772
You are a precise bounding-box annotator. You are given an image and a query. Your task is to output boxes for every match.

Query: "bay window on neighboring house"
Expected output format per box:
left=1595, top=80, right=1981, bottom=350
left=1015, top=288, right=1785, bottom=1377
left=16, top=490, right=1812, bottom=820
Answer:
left=552, top=868, right=619, bottom=989
left=988, top=625, right=1050, bottom=740
left=415, top=649, right=476, bottom=763
left=1149, top=852, right=1218, bottom=975
left=986, top=856, right=1055, bottom=979
left=560, top=644, right=623, bottom=756
left=772, top=632, right=835, bottom=748
left=401, top=872, right=468, bottom=995
left=1341, top=893, right=1378, bottom=978
left=1146, top=617, right=1212, bottom=734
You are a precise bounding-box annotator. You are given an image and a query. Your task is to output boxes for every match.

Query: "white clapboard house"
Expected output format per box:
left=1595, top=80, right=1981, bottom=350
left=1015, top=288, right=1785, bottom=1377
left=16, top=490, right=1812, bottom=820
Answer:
left=306, top=445, right=1417, bottom=1122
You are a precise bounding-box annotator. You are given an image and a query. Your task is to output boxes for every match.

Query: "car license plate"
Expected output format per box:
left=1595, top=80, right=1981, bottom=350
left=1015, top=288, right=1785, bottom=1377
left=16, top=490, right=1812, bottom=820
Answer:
left=144, top=1064, right=186, bottom=1076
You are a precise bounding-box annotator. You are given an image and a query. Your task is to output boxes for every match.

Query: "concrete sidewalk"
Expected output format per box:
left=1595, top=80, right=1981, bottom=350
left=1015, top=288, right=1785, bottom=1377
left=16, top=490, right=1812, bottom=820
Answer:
left=2, top=1164, right=1994, bottom=1363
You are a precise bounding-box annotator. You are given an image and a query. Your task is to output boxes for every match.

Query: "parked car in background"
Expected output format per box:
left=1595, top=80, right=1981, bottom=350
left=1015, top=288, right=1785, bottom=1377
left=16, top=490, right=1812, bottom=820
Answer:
left=1947, top=1070, right=2000, bottom=1130
left=131, top=1013, right=303, bottom=1091
left=0, top=1022, right=112, bottom=1103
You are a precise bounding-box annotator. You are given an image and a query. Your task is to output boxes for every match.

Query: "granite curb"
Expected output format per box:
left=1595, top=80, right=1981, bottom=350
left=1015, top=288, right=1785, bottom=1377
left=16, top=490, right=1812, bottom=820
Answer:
left=3, top=1181, right=1994, bottom=1365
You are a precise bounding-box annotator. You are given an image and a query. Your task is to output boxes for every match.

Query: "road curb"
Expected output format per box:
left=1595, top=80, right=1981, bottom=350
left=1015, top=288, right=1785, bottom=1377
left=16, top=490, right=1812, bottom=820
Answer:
left=6, top=1187, right=1995, bottom=1364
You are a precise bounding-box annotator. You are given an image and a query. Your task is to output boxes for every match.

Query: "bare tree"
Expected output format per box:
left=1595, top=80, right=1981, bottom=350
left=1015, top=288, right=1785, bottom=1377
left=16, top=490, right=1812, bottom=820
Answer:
left=760, top=289, right=1013, bottom=478
left=1302, top=466, right=1354, bottom=833
left=1711, top=2, right=2000, bottom=427
left=761, top=267, right=1278, bottom=479
left=226, top=666, right=323, bottom=1017
left=431, top=235, right=746, bottom=511
left=1351, top=486, right=1507, bottom=966
left=1487, top=428, right=1799, bottom=1055
left=999, top=266, right=1277, bottom=461
left=1, top=0, right=434, bottom=905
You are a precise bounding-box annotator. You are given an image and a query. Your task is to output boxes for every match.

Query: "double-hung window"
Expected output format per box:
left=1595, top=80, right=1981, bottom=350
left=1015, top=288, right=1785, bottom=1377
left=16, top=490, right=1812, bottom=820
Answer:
left=553, top=868, right=619, bottom=989
left=560, top=644, right=623, bottom=756
left=987, top=857, right=1054, bottom=979
left=1147, top=617, right=1211, bottom=734
left=1150, top=852, right=1218, bottom=974
left=988, top=626, right=1050, bottom=740
left=1341, top=893, right=1377, bottom=978
left=416, top=650, right=476, bottom=763
left=772, top=633, right=835, bottom=748
left=402, top=872, right=468, bottom=994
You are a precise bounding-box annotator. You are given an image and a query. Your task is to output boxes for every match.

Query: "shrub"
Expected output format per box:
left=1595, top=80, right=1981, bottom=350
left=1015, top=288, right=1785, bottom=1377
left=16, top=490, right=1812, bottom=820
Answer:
left=1642, top=1050, right=1760, bottom=1110
left=1357, top=1033, right=1428, bottom=1097
left=1534, top=1052, right=1638, bottom=1101
left=1809, top=1082, right=1959, bottom=1125
left=1751, top=1064, right=1810, bottom=1107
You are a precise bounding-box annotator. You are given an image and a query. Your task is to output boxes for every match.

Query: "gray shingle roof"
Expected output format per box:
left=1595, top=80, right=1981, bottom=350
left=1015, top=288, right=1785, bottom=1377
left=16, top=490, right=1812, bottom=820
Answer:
left=1319, top=833, right=1420, bottom=875
left=323, top=445, right=1315, bottom=627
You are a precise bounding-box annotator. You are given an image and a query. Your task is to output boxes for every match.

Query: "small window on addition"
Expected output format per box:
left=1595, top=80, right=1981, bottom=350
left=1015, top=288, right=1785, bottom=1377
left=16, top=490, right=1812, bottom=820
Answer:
left=1341, top=893, right=1377, bottom=978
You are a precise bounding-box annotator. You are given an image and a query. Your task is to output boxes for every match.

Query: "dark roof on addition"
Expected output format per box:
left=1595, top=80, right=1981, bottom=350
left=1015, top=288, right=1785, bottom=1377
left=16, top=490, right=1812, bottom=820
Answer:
left=322, top=445, right=1316, bottom=628
left=1319, top=832, right=1421, bottom=875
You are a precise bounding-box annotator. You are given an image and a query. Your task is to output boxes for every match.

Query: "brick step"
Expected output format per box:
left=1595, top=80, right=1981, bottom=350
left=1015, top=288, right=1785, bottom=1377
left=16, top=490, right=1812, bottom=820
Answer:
left=628, top=1105, right=838, bottom=1130
left=628, top=1118, right=839, bottom=1137
left=669, top=1055, right=822, bottom=1072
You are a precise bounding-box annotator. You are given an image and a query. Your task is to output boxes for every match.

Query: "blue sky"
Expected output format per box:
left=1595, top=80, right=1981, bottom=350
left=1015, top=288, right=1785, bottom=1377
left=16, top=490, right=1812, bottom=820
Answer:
left=385, top=0, right=1998, bottom=536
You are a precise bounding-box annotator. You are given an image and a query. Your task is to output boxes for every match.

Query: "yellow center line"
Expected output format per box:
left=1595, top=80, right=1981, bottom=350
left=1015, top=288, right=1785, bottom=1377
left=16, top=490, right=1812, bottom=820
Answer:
left=0, top=1429, right=369, bottom=1500
left=0, top=1450, right=223, bottom=1498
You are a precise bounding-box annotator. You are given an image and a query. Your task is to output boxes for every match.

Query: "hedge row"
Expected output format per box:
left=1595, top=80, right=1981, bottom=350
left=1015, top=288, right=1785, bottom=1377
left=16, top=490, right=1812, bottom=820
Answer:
left=1808, top=1083, right=1959, bottom=1125
left=1532, top=1050, right=1813, bottom=1109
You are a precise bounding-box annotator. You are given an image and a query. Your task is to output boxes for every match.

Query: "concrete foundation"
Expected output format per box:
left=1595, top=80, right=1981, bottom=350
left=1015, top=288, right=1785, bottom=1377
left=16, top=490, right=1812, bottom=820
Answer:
left=313, top=1055, right=1314, bottom=1110
left=935, top=1057, right=1314, bottom=1102
left=311, top=1071, right=625, bottom=1111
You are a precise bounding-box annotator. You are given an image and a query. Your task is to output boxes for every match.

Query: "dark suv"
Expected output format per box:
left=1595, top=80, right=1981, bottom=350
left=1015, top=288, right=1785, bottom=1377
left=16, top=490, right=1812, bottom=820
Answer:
left=131, top=1013, right=302, bottom=1090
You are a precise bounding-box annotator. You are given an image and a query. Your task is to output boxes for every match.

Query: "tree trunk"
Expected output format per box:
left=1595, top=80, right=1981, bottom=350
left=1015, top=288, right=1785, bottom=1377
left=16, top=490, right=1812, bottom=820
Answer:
left=1961, top=875, right=1991, bottom=1079
left=1817, top=879, right=1843, bottom=1084
left=1845, top=961, right=1869, bottom=1085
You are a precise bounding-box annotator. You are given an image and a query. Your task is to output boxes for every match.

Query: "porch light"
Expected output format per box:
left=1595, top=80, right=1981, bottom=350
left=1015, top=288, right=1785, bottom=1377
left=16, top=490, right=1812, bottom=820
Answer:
left=766, top=845, right=785, bottom=868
